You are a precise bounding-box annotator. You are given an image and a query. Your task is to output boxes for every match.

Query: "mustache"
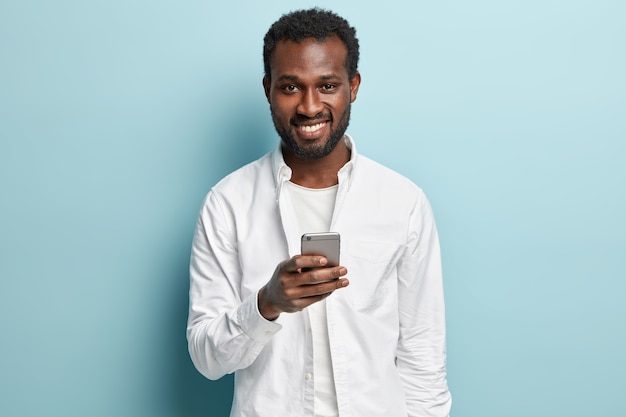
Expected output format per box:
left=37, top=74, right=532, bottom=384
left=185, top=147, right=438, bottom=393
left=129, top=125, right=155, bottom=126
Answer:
left=290, top=113, right=332, bottom=125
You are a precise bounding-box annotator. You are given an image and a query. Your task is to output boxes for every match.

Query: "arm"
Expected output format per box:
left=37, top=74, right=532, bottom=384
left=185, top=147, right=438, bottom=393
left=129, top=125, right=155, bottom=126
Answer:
left=186, top=191, right=281, bottom=380
left=186, top=191, right=349, bottom=380
left=396, top=192, right=452, bottom=417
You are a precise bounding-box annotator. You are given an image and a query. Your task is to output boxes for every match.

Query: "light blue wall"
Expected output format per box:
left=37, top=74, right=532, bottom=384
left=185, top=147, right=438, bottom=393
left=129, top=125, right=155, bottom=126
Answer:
left=1, top=1, right=624, bottom=416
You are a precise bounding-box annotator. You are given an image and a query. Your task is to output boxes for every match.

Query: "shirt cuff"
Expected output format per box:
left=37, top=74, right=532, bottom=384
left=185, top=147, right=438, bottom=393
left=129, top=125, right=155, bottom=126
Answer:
left=237, top=289, right=282, bottom=343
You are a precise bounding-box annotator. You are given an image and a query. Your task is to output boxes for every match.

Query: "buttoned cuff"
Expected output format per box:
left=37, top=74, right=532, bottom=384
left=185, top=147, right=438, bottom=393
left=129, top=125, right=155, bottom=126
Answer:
left=237, top=290, right=282, bottom=343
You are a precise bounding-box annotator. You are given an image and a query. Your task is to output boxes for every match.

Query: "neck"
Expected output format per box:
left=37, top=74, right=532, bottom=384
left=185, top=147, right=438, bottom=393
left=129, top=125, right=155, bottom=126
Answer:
left=283, top=139, right=350, bottom=189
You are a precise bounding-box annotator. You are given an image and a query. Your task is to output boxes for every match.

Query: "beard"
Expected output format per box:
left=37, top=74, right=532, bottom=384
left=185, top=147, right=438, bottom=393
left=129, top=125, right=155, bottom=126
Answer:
left=271, top=105, right=351, bottom=160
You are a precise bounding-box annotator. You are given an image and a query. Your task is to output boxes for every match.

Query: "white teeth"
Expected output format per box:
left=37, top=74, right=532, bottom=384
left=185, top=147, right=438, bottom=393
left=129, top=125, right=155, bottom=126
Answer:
left=300, top=122, right=325, bottom=133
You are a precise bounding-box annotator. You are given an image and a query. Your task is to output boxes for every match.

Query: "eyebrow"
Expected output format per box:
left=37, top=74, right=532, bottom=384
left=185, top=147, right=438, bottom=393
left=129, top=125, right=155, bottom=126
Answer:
left=276, top=74, right=341, bottom=82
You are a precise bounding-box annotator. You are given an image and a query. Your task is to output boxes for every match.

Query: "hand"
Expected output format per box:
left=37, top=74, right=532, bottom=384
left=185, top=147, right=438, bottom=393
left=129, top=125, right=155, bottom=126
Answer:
left=258, top=255, right=349, bottom=321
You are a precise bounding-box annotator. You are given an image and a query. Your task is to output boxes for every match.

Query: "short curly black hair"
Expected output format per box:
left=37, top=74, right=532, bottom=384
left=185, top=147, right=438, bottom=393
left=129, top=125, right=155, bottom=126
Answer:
left=263, top=8, right=360, bottom=80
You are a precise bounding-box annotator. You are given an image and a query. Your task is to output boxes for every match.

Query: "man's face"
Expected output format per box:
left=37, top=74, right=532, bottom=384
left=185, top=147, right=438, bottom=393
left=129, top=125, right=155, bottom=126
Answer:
left=263, top=36, right=361, bottom=160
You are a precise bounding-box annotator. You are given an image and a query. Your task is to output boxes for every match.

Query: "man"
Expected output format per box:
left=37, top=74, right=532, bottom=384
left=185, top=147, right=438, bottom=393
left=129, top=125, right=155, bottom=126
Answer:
left=187, top=8, right=451, bottom=417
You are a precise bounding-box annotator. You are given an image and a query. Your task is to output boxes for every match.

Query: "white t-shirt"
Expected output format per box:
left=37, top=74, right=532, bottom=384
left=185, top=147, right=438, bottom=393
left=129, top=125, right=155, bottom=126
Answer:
left=285, top=180, right=339, bottom=417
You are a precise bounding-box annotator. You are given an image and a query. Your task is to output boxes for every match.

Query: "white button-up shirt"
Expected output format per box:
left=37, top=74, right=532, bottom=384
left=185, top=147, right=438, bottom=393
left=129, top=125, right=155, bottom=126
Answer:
left=187, top=135, right=451, bottom=417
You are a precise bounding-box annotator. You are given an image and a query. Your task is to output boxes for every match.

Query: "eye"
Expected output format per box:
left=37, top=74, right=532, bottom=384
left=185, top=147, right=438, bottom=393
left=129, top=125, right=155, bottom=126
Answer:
left=320, top=83, right=337, bottom=92
left=281, top=84, right=300, bottom=93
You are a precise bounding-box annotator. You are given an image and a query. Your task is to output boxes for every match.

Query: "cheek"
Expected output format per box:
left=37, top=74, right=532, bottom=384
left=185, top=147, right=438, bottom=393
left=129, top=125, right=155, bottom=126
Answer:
left=329, top=96, right=351, bottom=116
left=270, top=105, right=295, bottom=131
left=270, top=97, right=295, bottom=117
left=270, top=102, right=287, bottom=118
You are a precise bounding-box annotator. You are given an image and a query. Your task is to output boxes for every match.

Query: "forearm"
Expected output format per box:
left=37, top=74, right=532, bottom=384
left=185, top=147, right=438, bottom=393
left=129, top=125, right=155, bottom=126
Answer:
left=397, top=192, right=451, bottom=416
left=396, top=324, right=451, bottom=417
left=396, top=260, right=450, bottom=415
left=187, top=192, right=281, bottom=379
left=397, top=271, right=450, bottom=416
left=187, top=291, right=280, bottom=380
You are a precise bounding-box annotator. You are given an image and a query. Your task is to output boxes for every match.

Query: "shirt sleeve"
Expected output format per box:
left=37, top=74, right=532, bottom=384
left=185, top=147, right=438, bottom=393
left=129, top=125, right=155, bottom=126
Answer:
left=396, top=190, right=452, bottom=416
left=186, top=191, right=282, bottom=380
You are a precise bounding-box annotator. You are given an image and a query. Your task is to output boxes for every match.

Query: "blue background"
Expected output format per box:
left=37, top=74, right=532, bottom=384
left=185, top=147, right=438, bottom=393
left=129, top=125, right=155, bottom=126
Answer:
left=1, top=1, right=624, bottom=416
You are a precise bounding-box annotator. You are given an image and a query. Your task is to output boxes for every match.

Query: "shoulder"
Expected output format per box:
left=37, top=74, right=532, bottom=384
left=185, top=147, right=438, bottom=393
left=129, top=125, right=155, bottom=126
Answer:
left=355, top=154, right=426, bottom=199
left=211, top=152, right=273, bottom=195
left=198, top=152, right=275, bottom=217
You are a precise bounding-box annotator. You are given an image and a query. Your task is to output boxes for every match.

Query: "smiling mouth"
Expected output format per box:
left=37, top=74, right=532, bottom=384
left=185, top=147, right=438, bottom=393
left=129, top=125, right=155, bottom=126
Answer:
left=298, top=121, right=328, bottom=133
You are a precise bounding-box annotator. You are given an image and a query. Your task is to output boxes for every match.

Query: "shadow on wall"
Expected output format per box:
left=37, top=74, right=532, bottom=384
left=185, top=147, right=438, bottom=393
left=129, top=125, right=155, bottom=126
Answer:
left=161, top=97, right=275, bottom=416
left=200, top=92, right=276, bottom=182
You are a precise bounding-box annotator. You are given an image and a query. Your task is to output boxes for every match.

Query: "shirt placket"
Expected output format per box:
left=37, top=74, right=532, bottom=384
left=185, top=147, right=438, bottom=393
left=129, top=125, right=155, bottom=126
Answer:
left=326, top=165, right=352, bottom=417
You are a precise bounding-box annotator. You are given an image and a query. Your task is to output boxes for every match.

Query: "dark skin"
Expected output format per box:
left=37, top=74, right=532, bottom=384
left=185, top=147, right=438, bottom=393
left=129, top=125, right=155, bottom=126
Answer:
left=258, top=36, right=361, bottom=321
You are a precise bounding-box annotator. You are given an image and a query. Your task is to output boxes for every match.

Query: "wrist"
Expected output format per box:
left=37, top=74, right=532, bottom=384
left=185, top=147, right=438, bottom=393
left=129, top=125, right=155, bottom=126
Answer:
left=258, top=287, right=280, bottom=321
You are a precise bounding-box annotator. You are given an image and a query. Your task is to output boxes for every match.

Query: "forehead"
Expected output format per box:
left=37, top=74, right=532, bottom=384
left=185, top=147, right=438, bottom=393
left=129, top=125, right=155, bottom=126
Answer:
left=270, top=36, right=349, bottom=79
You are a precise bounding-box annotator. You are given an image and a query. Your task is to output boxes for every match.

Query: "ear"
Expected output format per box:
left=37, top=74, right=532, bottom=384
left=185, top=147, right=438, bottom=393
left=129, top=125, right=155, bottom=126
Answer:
left=262, top=76, right=271, bottom=102
left=349, top=71, right=361, bottom=103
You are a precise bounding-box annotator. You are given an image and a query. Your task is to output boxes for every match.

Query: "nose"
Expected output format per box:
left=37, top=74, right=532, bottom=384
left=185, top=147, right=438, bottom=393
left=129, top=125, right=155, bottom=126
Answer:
left=296, top=88, right=324, bottom=118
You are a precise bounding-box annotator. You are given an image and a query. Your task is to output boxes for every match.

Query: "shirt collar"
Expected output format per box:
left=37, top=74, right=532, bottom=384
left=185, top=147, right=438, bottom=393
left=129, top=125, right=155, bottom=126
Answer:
left=271, top=134, right=359, bottom=201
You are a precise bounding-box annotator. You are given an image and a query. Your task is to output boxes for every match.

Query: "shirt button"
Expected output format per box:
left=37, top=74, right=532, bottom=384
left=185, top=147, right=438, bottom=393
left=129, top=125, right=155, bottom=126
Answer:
left=305, top=373, right=312, bottom=381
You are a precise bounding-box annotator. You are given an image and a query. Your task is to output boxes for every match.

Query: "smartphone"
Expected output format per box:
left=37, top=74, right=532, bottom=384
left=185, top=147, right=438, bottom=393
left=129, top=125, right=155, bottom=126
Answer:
left=301, top=232, right=340, bottom=267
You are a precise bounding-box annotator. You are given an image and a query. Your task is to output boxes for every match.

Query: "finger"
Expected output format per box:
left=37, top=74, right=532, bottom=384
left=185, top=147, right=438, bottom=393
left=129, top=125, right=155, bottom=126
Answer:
left=292, top=254, right=328, bottom=271
left=321, top=277, right=349, bottom=292
left=296, top=277, right=349, bottom=299
left=279, top=256, right=317, bottom=276
left=303, top=266, right=348, bottom=284
left=278, top=257, right=328, bottom=289
left=299, top=292, right=333, bottom=308
left=288, top=280, right=349, bottom=311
